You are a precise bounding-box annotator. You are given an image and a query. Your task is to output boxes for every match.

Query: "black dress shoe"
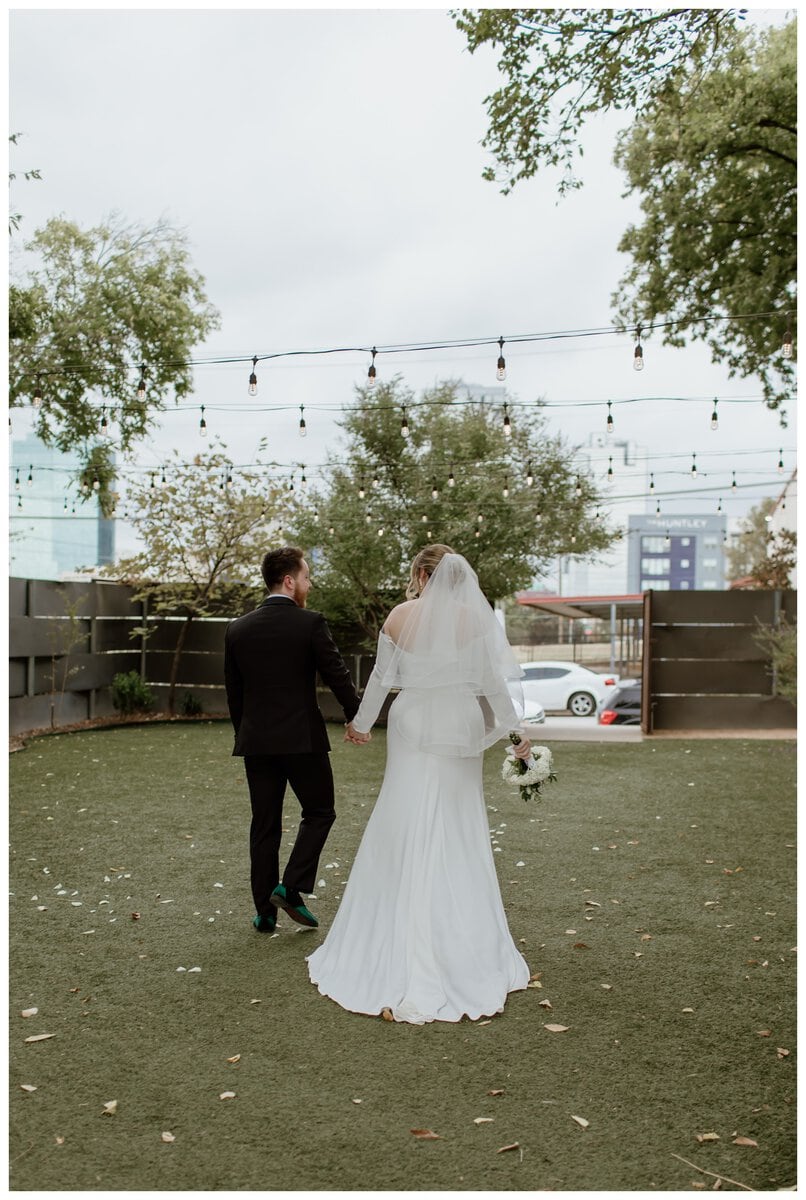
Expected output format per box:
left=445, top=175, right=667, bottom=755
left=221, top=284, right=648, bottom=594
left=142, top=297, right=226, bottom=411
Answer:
left=270, top=884, right=318, bottom=928
left=252, top=914, right=276, bottom=933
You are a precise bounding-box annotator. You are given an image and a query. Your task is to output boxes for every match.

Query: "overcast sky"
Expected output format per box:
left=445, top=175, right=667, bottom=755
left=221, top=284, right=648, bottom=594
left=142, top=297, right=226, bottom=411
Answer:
left=8, top=5, right=796, bottom=557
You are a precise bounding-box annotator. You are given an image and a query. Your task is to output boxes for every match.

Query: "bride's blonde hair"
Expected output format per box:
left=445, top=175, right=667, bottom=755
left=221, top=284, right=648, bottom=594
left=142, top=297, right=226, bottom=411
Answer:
left=406, top=543, right=455, bottom=599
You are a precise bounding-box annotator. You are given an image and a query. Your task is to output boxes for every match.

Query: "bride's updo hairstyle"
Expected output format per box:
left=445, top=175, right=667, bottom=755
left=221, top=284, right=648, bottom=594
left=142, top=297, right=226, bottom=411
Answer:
left=406, top=543, right=456, bottom=599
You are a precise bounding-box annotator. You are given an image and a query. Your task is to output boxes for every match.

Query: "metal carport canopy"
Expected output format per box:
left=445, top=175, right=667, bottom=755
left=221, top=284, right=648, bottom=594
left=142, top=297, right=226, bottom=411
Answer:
left=515, top=593, right=645, bottom=621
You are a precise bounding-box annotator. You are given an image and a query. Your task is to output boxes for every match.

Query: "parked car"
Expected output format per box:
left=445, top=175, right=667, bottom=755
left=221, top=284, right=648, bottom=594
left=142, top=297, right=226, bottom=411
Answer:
left=521, top=697, right=546, bottom=724
left=520, top=661, right=618, bottom=718
left=598, top=682, right=642, bottom=726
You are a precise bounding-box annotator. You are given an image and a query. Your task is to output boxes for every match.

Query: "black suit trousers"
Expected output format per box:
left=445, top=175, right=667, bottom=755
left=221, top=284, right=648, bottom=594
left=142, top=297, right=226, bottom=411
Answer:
left=244, top=752, right=336, bottom=916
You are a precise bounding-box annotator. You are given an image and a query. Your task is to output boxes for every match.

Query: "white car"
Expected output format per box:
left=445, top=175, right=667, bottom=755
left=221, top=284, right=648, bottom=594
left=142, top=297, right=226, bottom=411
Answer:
left=520, top=661, right=618, bottom=718
left=521, top=697, right=546, bottom=724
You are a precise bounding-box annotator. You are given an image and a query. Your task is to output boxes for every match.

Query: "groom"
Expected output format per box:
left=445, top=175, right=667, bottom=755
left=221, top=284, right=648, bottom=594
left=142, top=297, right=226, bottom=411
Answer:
left=224, top=546, right=366, bottom=933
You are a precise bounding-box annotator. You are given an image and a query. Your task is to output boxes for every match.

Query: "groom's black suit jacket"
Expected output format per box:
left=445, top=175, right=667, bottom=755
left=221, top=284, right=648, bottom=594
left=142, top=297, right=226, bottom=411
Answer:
left=224, top=596, right=361, bottom=756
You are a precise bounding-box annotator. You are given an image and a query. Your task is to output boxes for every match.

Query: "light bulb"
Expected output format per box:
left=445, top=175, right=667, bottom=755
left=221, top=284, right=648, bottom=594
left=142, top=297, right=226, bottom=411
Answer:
left=301, top=471, right=307, bottom=490
left=503, top=475, right=509, bottom=498
left=377, top=526, right=384, bottom=537
left=655, top=500, right=661, bottom=515
left=426, top=530, right=432, bottom=539
left=477, top=513, right=484, bottom=523
left=649, top=472, right=655, bottom=493
left=575, top=477, right=582, bottom=497
left=100, top=407, right=109, bottom=437
left=27, top=465, right=33, bottom=486
left=33, top=380, right=43, bottom=407
left=299, top=405, right=307, bottom=436
left=782, top=328, right=793, bottom=359
left=535, top=511, right=542, bottom=523
left=496, top=337, right=506, bottom=381
left=421, top=513, right=427, bottom=523
left=710, top=399, right=718, bottom=430
left=448, top=467, right=455, bottom=487
left=248, top=357, right=258, bottom=396
left=633, top=344, right=644, bottom=371
left=606, top=400, right=613, bottom=434
left=717, top=498, right=722, bottom=513
left=731, top=472, right=737, bottom=493
left=358, top=484, right=365, bottom=500
left=199, top=406, right=207, bottom=437
left=607, top=457, right=613, bottom=480
left=368, top=347, right=377, bottom=386
left=526, top=461, right=533, bottom=487
left=778, top=450, right=784, bottom=474
left=92, top=475, right=100, bottom=491
left=691, top=455, right=697, bottom=479
left=13, top=469, right=19, bottom=489
left=400, top=407, right=409, bottom=438
left=137, top=366, right=147, bottom=400
left=372, top=473, right=379, bottom=489
left=432, top=481, right=439, bottom=500
left=503, top=402, right=511, bottom=437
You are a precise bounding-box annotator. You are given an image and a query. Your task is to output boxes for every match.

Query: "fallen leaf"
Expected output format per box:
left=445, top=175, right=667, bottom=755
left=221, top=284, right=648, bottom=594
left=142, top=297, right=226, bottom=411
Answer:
left=55, top=1135, right=65, bottom=1145
left=226, top=1054, right=241, bottom=1064
left=352, top=1098, right=363, bottom=1104
left=410, top=1128, right=442, bottom=1139
left=584, top=900, right=601, bottom=908
left=131, top=912, right=141, bottom=921
left=752, top=936, right=762, bottom=942
left=24, top=1033, right=55, bottom=1044
left=161, top=1131, right=175, bottom=1143
left=497, top=1142, right=520, bottom=1153
left=526, top=980, right=543, bottom=990
left=571, top=1115, right=590, bottom=1129
left=543, top=1024, right=570, bottom=1033
left=682, top=1007, right=695, bottom=1013
left=691, top=1180, right=707, bottom=1189
left=478, top=1019, right=492, bottom=1025
left=20, top=1084, right=37, bottom=1093
left=529, top=972, right=542, bottom=981
left=732, top=1136, right=758, bottom=1147
left=573, top=942, right=590, bottom=950
left=219, top=1091, right=236, bottom=1100
left=538, top=999, right=553, bottom=1009
left=600, top=983, right=613, bottom=990
left=487, top=1089, right=505, bottom=1096
left=757, top=1030, right=771, bottom=1037
left=640, top=934, right=652, bottom=942
left=102, top=1100, right=118, bottom=1115
left=21, top=1007, right=38, bottom=1018
left=473, top=1117, right=494, bottom=1124
left=695, top=1132, right=720, bottom=1143
left=777, top=1047, right=790, bottom=1059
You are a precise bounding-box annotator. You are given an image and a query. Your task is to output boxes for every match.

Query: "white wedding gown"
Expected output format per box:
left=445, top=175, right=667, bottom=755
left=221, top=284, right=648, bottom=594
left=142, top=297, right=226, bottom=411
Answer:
left=307, top=633, right=530, bottom=1024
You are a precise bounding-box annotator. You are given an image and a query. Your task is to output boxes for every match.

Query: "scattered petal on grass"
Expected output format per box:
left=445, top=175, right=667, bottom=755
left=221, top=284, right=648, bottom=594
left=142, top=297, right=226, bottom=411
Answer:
left=526, top=980, right=543, bottom=990
left=584, top=900, right=601, bottom=908
left=497, top=1142, right=519, bottom=1153
left=226, top=1054, right=241, bottom=1064
left=20, top=1084, right=37, bottom=1093
left=682, top=1007, right=695, bottom=1013
left=55, top=1135, right=64, bottom=1145
left=695, top=1132, right=720, bottom=1143
left=732, top=1136, right=758, bottom=1147
left=21, top=1008, right=38, bottom=1018
left=543, top=1024, right=569, bottom=1033
left=478, top=1019, right=492, bottom=1026
left=352, top=1099, right=363, bottom=1105
left=24, top=1033, right=55, bottom=1044
left=102, top=1100, right=118, bottom=1115
left=756, top=1030, right=771, bottom=1037
left=411, top=1128, right=442, bottom=1139
left=777, top=1047, right=790, bottom=1059
left=161, top=1131, right=175, bottom=1143
left=571, top=1115, right=590, bottom=1129
left=600, top=984, right=613, bottom=991
left=250, top=999, right=262, bottom=1005
left=473, top=1117, right=494, bottom=1124
left=573, top=943, right=590, bottom=950
left=130, top=913, right=141, bottom=921
left=188, top=967, right=201, bottom=973
left=219, top=1091, right=236, bottom=1100
left=538, top=999, right=553, bottom=1009
left=487, top=1089, right=505, bottom=1096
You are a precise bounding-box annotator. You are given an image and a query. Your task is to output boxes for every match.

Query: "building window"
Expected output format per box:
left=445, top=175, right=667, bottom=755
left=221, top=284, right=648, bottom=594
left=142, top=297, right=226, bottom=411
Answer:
left=703, top=558, right=718, bottom=568
left=680, top=559, right=690, bottom=568
left=704, top=537, right=719, bottom=547
left=681, top=537, right=691, bottom=546
left=641, top=536, right=667, bottom=553
left=679, top=581, right=690, bottom=589
left=642, top=579, right=670, bottom=590
left=702, top=581, right=719, bottom=590
left=640, top=558, right=670, bottom=575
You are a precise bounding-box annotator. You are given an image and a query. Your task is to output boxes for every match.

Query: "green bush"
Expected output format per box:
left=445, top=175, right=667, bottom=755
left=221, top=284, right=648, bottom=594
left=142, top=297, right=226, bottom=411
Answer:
left=180, top=691, right=203, bottom=717
left=111, top=670, right=155, bottom=715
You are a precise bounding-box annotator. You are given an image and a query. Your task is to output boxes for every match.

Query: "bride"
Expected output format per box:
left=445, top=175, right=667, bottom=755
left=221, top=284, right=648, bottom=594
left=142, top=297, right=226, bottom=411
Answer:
left=306, top=544, right=533, bottom=1024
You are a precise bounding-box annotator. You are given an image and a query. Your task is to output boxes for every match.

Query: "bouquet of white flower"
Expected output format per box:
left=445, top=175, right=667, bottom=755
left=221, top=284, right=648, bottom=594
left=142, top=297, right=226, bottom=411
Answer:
left=502, top=732, right=557, bottom=802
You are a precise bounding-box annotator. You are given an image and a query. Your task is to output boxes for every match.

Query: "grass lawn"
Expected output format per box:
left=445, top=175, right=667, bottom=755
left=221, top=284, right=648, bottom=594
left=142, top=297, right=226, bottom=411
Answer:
left=9, top=723, right=796, bottom=1191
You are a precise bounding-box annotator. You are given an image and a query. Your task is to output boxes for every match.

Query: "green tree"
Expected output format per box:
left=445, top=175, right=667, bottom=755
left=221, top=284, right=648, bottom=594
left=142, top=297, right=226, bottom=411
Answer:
left=9, top=214, right=220, bottom=508
left=452, top=8, right=741, bottom=195
left=613, top=20, right=796, bottom=414
left=8, top=132, right=41, bottom=235
left=724, top=497, right=777, bottom=581
left=453, top=10, right=795, bottom=414
left=749, top=528, right=797, bottom=590
left=105, top=444, right=294, bottom=715
left=291, top=378, right=617, bottom=645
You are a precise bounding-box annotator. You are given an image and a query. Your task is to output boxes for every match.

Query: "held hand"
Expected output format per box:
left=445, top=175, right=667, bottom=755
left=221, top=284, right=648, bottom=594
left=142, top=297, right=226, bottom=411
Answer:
left=344, top=722, right=371, bottom=745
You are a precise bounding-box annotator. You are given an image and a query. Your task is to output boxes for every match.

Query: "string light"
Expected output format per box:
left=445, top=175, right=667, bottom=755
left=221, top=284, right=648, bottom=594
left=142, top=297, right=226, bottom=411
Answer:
left=17, top=494, right=22, bottom=510
left=606, top=400, right=613, bottom=435
left=136, top=364, right=147, bottom=400
left=299, top=405, right=307, bottom=437
left=365, top=510, right=372, bottom=525
left=63, top=497, right=68, bottom=512
left=526, top=461, right=533, bottom=487
left=33, top=378, right=43, bottom=407
left=782, top=316, right=793, bottom=359
left=421, top=513, right=428, bottom=524
left=778, top=449, right=784, bottom=474
left=731, top=471, right=737, bottom=493
left=448, top=465, right=455, bottom=487
left=502, top=401, right=511, bottom=437
left=535, top=508, right=542, bottom=523
left=655, top=499, right=661, bottom=514
left=199, top=406, right=207, bottom=437
left=368, top=347, right=377, bottom=386
left=160, top=467, right=167, bottom=488
left=300, top=467, right=307, bottom=490
left=502, top=475, right=509, bottom=499
left=607, top=457, right=613, bottom=481
left=377, top=526, right=384, bottom=537
left=717, top=497, right=723, bottom=513
left=431, top=479, right=439, bottom=500
left=477, top=512, right=484, bottom=523
left=14, top=468, right=20, bottom=489
left=358, top=479, right=365, bottom=500
left=649, top=472, right=655, bottom=493
left=575, top=476, right=582, bottom=497
left=690, top=453, right=697, bottom=479
left=372, top=471, right=379, bottom=489
left=26, top=465, right=33, bottom=486
left=328, top=525, right=335, bottom=535
left=633, top=325, right=644, bottom=372
left=100, top=406, right=109, bottom=437
left=496, top=337, right=506, bottom=381
left=710, top=398, right=718, bottom=430
left=150, top=472, right=156, bottom=491
left=248, top=357, right=258, bottom=397
left=92, top=472, right=100, bottom=492
left=400, top=406, right=410, bottom=439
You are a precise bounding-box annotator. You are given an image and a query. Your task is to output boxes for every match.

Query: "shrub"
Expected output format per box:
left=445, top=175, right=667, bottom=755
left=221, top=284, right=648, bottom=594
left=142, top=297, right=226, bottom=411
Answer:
left=180, top=691, right=203, bottom=717
left=111, top=671, right=155, bottom=715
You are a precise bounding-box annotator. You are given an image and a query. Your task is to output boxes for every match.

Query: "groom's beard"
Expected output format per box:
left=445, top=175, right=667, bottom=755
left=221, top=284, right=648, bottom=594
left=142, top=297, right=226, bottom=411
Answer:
left=293, top=582, right=307, bottom=608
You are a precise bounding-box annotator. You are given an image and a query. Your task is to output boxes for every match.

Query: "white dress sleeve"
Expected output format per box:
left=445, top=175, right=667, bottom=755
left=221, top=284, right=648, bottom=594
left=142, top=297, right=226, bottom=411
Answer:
left=351, top=632, right=396, bottom=735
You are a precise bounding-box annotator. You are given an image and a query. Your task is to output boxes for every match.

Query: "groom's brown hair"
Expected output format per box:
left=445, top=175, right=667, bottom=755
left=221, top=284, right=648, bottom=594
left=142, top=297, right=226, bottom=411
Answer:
left=261, top=546, right=305, bottom=591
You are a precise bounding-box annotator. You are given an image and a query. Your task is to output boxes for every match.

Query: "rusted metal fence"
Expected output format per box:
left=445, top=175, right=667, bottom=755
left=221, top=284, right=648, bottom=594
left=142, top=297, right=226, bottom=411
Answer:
left=641, top=589, right=796, bottom=732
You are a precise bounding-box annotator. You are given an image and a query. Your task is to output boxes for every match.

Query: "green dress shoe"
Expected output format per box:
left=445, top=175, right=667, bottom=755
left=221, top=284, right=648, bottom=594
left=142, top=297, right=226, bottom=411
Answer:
left=252, top=914, right=276, bottom=933
left=270, top=884, right=318, bottom=928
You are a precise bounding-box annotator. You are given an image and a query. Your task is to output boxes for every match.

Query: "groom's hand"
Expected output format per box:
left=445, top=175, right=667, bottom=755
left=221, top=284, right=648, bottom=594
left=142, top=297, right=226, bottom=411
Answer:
left=344, top=722, right=371, bottom=744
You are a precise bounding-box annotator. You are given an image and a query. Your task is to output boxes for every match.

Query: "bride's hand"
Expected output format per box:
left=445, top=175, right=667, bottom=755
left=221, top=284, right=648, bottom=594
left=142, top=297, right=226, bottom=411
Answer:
left=512, top=736, right=532, bottom=760
left=345, top=722, right=371, bottom=745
